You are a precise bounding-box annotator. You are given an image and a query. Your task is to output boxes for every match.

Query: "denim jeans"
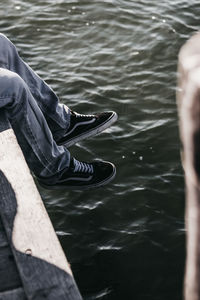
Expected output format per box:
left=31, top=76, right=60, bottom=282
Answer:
left=0, top=33, right=71, bottom=181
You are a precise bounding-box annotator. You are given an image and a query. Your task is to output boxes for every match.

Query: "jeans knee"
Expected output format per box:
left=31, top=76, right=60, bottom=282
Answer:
left=0, top=68, right=27, bottom=103
left=0, top=34, right=16, bottom=67
left=0, top=33, right=11, bottom=44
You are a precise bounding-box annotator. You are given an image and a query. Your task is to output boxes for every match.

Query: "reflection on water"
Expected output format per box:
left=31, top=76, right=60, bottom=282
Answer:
left=0, top=0, right=197, bottom=299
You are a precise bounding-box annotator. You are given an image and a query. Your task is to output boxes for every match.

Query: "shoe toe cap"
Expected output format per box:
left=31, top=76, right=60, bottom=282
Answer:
left=94, top=160, right=116, bottom=181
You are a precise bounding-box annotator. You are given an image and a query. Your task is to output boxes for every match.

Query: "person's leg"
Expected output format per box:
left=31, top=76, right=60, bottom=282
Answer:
left=0, top=33, right=118, bottom=147
left=0, top=68, right=70, bottom=180
left=0, top=69, right=116, bottom=189
left=0, top=33, right=70, bottom=141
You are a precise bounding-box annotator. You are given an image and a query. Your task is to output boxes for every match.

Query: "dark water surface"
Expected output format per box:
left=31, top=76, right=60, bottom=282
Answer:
left=1, top=1, right=199, bottom=299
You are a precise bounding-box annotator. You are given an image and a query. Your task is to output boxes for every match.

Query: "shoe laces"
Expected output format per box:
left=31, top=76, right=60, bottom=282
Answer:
left=73, top=158, right=94, bottom=174
left=72, top=111, right=95, bottom=119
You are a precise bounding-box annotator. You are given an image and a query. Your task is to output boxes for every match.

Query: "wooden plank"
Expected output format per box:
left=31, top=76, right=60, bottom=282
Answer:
left=0, top=288, right=27, bottom=300
left=177, top=32, right=200, bottom=300
left=0, top=217, right=22, bottom=293
left=0, top=126, right=82, bottom=299
left=0, top=128, right=72, bottom=275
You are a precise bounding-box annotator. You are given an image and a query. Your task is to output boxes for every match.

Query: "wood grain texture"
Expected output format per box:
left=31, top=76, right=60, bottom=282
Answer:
left=177, top=32, right=200, bottom=300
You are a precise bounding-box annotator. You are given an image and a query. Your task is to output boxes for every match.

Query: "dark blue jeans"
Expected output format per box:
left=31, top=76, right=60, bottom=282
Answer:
left=0, top=34, right=70, bottom=180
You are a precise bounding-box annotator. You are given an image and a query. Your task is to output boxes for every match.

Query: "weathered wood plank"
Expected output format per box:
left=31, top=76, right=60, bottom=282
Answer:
left=177, top=32, right=200, bottom=300
left=0, top=125, right=82, bottom=299
left=0, top=287, right=27, bottom=300
left=0, top=128, right=72, bottom=275
left=0, top=217, right=22, bottom=293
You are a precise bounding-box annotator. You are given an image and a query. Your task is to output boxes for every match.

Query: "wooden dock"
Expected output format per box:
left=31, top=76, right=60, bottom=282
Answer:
left=177, top=32, right=200, bottom=300
left=0, top=111, right=82, bottom=299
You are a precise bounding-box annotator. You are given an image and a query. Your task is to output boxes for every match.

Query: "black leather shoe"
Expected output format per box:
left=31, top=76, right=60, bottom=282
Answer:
left=37, top=157, right=116, bottom=190
left=56, top=111, right=118, bottom=147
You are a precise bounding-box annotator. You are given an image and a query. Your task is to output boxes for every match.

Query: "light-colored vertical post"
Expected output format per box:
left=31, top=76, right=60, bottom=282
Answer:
left=177, top=32, right=200, bottom=300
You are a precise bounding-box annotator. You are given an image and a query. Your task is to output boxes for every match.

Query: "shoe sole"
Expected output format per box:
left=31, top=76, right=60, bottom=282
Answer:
left=59, top=111, right=118, bottom=147
left=38, top=163, right=116, bottom=191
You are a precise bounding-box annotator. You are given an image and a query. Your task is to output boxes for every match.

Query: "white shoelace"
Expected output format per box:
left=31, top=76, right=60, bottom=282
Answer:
left=73, top=158, right=94, bottom=174
left=74, top=111, right=95, bottom=119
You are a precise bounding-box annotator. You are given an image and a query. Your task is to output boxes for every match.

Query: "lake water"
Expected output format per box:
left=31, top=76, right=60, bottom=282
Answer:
left=1, top=1, right=199, bottom=299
